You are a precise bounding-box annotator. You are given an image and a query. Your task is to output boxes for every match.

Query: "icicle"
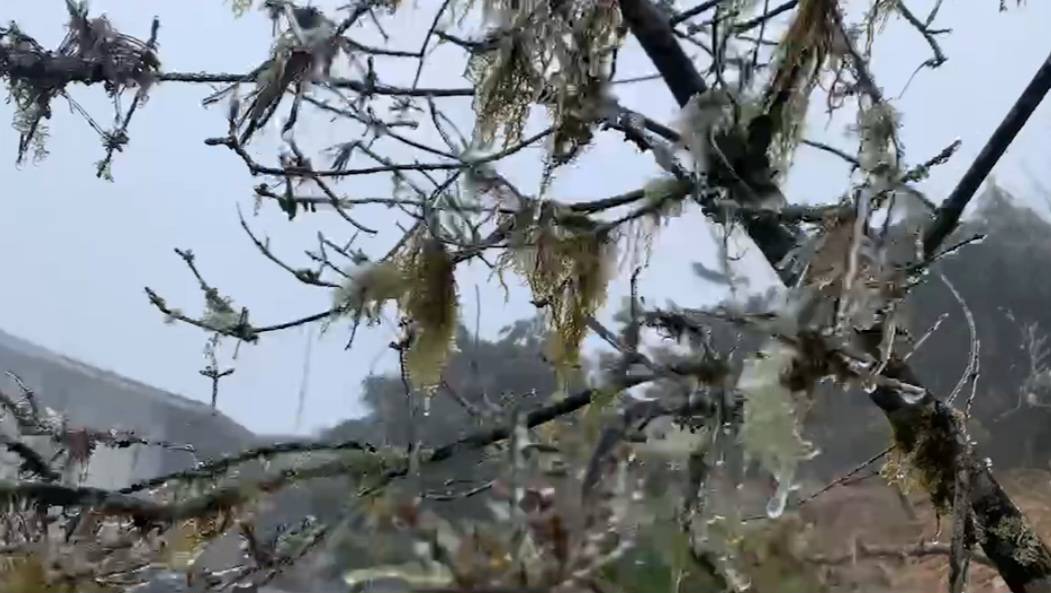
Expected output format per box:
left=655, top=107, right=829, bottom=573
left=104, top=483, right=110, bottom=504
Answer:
left=766, top=479, right=791, bottom=519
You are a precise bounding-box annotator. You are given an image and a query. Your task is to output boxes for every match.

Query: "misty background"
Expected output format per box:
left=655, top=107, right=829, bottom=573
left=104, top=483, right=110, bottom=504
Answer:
left=1, top=0, right=1049, bottom=436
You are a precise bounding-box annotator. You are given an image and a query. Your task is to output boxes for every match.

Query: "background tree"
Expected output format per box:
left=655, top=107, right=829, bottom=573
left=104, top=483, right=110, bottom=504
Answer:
left=1, top=1, right=1051, bottom=593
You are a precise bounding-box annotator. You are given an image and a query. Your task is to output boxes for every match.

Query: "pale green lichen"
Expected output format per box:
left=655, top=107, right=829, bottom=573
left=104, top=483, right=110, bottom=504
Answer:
left=501, top=210, right=615, bottom=381
left=737, top=340, right=815, bottom=497
left=763, top=0, right=839, bottom=169
left=401, top=239, right=458, bottom=392
left=201, top=289, right=244, bottom=332
left=989, top=515, right=1043, bottom=566
left=881, top=405, right=959, bottom=514
left=333, top=261, right=409, bottom=320
left=466, top=0, right=623, bottom=165
left=226, top=0, right=253, bottom=17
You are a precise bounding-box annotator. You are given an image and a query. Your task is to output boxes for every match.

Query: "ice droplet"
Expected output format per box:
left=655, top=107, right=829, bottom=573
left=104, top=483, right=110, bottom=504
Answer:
left=422, top=394, right=432, bottom=417
left=900, top=386, right=926, bottom=405
left=766, top=481, right=790, bottom=519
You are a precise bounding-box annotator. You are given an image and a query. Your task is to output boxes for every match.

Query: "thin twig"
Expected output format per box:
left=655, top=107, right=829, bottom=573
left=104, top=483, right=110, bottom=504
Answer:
left=733, top=0, right=798, bottom=34
left=238, top=207, right=339, bottom=288
left=801, top=138, right=861, bottom=169
left=204, top=128, right=552, bottom=178
left=669, top=0, right=726, bottom=25
left=896, top=1, right=947, bottom=69
left=939, top=273, right=979, bottom=408
left=157, top=71, right=473, bottom=97
left=410, top=0, right=453, bottom=89
left=797, top=446, right=892, bottom=510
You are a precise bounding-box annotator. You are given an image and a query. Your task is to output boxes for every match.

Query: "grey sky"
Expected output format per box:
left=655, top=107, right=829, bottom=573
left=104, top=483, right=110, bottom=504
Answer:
left=1, top=0, right=1048, bottom=436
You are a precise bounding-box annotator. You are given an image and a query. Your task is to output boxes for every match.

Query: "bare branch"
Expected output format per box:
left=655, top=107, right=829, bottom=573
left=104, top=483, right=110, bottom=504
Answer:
left=896, top=1, right=948, bottom=69
left=801, top=138, right=861, bottom=169
left=203, top=128, right=552, bottom=178
left=157, top=71, right=473, bottom=97
left=733, top=0, right=798, bottom=34
left=669, top=0, right=726, bottom=26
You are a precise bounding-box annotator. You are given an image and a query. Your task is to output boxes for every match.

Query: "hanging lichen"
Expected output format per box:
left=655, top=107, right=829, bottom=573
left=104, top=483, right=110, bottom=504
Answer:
left=467, top=31, right=543, bottom=148
left=501, top=205, right=615, bottom=380
left=544, top=0, right=624, bottom=165
left=763, top=0, right=840, bottom=169
left=642, top=176, right=689, bottom=223
left=401, top=238, right=459, bottom=391
left=620, top=177, right=691, bottom=269
left=466, top=0, right=623, bottom=166
left=736, top=340, right=816, bottom=516
left=861, top=0, right=896, bottom=56
left=225, top=0, right=254, bottom=17
left=855, top=101, right=901, bottom=182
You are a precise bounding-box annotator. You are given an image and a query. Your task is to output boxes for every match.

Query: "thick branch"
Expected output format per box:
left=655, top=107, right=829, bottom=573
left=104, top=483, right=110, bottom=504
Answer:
left=870, top=360, right=1051, bottom=593
left=617, top=0, right=708, bottom=106
left=0, top=47, right=114, bottom=86
left=0, top=481, right=168, bottom=519
left=12, top=383, right=653, bottom=526
left=120, top=438, right=376, bottom=494
left=923, top=48, right=1051, bottom=256
left=617, top=0, right=801, bottom=272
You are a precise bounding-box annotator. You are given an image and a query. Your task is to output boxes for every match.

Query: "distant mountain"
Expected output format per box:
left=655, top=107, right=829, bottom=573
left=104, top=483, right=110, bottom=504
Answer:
left=0, top=328, right=256, bottom=485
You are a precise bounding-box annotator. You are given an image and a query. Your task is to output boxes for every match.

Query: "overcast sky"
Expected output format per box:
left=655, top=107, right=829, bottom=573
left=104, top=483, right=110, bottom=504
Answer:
left=1, top=0, right=1048, bottom=436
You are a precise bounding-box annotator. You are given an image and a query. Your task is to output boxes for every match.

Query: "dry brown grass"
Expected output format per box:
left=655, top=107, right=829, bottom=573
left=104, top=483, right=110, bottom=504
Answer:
left=797, top=468, right=1051, bottom=592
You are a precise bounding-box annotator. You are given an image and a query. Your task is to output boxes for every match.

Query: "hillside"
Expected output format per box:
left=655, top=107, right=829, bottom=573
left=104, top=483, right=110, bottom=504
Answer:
left=0, top=328, right=255, bottom=481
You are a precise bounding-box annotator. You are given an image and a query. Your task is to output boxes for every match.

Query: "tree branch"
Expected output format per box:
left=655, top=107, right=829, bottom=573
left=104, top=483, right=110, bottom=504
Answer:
left=669, top=0, right=726, bottom=26
left=120, top=438, right=377, bottom=494
left=157, top=71, right=473, bottom=97
left=733, top=0, right=798, bottom=34
left=0, top=46, right=118, bottom=86
left=617, top=0, right=708, bottom=106
left=923, top=48, right=1051, bottom=256
left=623, top=3, right=1051, bottom=590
